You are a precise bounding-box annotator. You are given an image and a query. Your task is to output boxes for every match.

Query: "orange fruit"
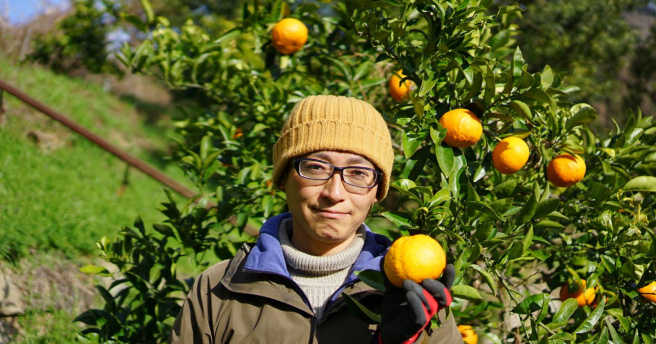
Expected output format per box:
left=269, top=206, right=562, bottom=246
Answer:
left=547, top=153, right=586, bottom=187
left=438, top=109, right=483, bottom=148
left=388, top=70, right=413, bottom=102
left=637, top=281, right=656, bottom=303
left=560, top=279, right=596, bottom=307
left=271, top=18, right=308, bottom=55
left=492, top=137, right=530, bottom=174
left=383, top=234, right=447, bottom=288
left=458, top=325, right=479, bottom=344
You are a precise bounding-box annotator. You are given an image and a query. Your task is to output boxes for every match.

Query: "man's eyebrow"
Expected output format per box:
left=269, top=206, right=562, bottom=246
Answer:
left=308, top=152, right=373, bottom=166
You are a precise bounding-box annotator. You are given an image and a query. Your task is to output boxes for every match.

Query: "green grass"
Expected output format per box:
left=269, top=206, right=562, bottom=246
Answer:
left=0, top=55, right=193, bottom=261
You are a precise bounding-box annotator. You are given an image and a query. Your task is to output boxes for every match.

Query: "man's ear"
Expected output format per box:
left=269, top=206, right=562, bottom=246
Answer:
left=278, top=175, right=286, bottom=191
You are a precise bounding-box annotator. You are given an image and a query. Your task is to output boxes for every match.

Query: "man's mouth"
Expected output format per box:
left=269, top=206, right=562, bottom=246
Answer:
left=313, top=208, right=349, bottom=218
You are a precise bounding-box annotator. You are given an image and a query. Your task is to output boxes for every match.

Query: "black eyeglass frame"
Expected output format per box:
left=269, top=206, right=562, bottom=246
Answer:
left=292, top=158, right=382, bottom=189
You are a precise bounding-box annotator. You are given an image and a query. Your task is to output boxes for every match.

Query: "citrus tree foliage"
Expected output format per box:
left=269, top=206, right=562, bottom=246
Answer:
left=78, top=0, right=656, bottom=343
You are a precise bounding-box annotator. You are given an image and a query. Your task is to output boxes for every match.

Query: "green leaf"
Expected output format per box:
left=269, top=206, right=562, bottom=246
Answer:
left=534, top=220, right=565, bottom=230
left=526, top=249, right=551, bottom=260
left=381, top=211, right=414, bottom=229
left=80, top=265, right=111, bottom=277
left=515, top=190, right=538, bottom=225
left=553, top=298, right=579, bottom=323
left=200, top=135, right=212, bottom=160
left=623, top=176, right=656, bottom=192
left=575, top=297, right=605, bottom=334
left=153, top=224, right=174, bottom=237
left=541, top=65, right=554, bottom=88
left=512, top=47, right=525, bottom=78
left=606, top=318, right=624, bottom=344
left=512, top=293, right=547, bottom=314
left=451, top=285, right=483, bottom=301
left=355, top=270, right=386, bottom=293
left=510, top=100, right=531, bottom=121
left=428, top=189, right=451, bottom=207
left=470, top=264, right=497, bottom=296
left=566, top=104, right=598, bottom=131
left=402, top=131, right=426, bottom=159
left=213, top=27, right=242, bottom=44
left=523, top=88, right=552, bottom=104
left=341, top=292, right=381, bottom=324
left=598, top=327, right=609, bottom=344
left=522, top=226, right=534, bottom=252
left=140, top=0, right=155, bottom=24
left=462, top=71, right=483, bottom=103
left=492, top=179, right=518, bottom=198
left=632, top=329, right=640, bottom=344
left=435, top=143, right=455, bottom=176
left=484, top=65, right=495, bottom=102
left=470, top=201, right=505, bottom=221
left=419, top=74, right=439, bottom=97
left=149, top=264, right=163, bottom=285
left=533, top=198, right=559, bottom=219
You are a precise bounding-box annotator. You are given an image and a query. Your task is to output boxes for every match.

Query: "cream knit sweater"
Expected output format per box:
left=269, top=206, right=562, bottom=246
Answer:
left=278, top=218, right=365, bottom=320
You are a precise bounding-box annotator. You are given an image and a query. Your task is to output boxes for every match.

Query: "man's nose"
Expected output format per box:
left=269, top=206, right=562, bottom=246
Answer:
left=321, top=172, right=346, bottom=202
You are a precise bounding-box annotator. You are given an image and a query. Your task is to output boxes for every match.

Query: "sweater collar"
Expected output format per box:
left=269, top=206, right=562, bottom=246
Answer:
left=243, top=212, right=391, bottom=280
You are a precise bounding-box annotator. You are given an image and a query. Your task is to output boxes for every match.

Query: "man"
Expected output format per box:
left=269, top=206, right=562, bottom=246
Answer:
left=169, top=95, right=463, bottom=344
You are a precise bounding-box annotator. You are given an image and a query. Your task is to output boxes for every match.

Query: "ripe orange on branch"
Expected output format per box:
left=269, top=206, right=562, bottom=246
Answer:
left=492, top=137, right=530, bottom=174
left=388, top=70, right=413, bottom=102
left=458, top=325, right=479, bottom=344
left=383, top=234, right=447, bottom=288
left=438, top=109, right=483, bottom=148
left=547, top=153, right=586, bottom=187
left=637, top=281, right=656, bottom=303
left=560, top=279, right=596, bottom=307
left=271, top=18, right=308, bottom=55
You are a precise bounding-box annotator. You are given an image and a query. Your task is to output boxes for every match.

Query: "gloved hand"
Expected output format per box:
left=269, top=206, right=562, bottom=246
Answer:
left=377, top=264, right=455, bottom=344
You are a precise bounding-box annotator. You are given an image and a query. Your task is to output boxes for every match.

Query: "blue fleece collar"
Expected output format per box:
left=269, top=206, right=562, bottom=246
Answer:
left=243, top=212, right=391, bottom=281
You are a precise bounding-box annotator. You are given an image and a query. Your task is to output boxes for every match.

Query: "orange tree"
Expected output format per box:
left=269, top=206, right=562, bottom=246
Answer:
left=76, top=0, right=656, bottom=343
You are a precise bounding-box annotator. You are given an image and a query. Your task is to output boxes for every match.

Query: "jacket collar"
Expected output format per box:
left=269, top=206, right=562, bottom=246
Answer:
left=243, top=212, right=391, bottom=282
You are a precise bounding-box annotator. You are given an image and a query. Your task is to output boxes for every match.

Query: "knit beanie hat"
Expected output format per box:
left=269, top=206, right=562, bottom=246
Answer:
left=273, top=95, right=394, bottom=200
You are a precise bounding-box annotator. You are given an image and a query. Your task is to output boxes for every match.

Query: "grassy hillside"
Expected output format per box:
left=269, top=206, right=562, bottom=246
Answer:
left=0, top=55, right=197, bottom=343
left=0, top=57, right=191, bottom=259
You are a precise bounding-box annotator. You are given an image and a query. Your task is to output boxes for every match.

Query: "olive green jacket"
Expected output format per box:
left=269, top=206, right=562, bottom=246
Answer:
left=169, top=213, right=462, bottom=344
left=169, top=247, right=462, bottom=344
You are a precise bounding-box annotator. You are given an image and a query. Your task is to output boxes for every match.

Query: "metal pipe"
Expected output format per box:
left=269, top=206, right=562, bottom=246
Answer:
left=0, top=78, right=196, bottom=199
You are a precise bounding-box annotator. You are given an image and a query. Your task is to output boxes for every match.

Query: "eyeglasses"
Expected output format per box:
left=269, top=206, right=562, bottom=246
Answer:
left=292, top=158, right=382, bottom=189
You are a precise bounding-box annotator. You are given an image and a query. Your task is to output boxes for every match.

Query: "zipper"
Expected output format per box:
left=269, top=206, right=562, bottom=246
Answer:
left=308, top=316, right=317, bottom=344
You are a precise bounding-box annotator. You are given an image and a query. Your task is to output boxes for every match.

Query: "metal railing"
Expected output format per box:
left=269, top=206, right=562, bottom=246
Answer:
left=0, top=78, right=196, bottom=199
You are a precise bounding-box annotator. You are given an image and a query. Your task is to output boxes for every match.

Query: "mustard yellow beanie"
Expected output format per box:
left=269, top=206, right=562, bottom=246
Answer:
left=273, top=95, right=394, bottom=200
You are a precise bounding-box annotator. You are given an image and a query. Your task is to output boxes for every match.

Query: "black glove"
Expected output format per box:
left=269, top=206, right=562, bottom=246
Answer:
left=377, top=264, right=456, bottom=344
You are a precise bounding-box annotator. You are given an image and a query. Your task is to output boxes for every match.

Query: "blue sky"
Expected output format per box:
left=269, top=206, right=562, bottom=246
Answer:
left=1, top=0, right=70, bottom=26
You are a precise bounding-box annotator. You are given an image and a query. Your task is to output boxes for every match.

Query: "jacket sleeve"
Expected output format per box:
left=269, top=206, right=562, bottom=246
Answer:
left=168, top=261, right=230, bottom=344
left=418, top=308, right=464, bottom=344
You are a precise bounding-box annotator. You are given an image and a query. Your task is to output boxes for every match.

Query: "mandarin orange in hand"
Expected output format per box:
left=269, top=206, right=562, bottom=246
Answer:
left=492, top=137, right=530, bottom=174
left=458, top=325, right=478, bottom=344
left=438, top=109, right=482, bottom=148
left=272, top=18, right=308, bottom=55
left=547, top=153, right=586, bottom=187
left=388, top=70, right=413, bottom=102
left=560, top=279, right=596, bottom=307
left=383, top=234, right=446, bottom=288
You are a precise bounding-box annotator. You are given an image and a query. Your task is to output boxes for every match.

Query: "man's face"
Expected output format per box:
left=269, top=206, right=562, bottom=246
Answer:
left=281, top=151, right=379, bottom=255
